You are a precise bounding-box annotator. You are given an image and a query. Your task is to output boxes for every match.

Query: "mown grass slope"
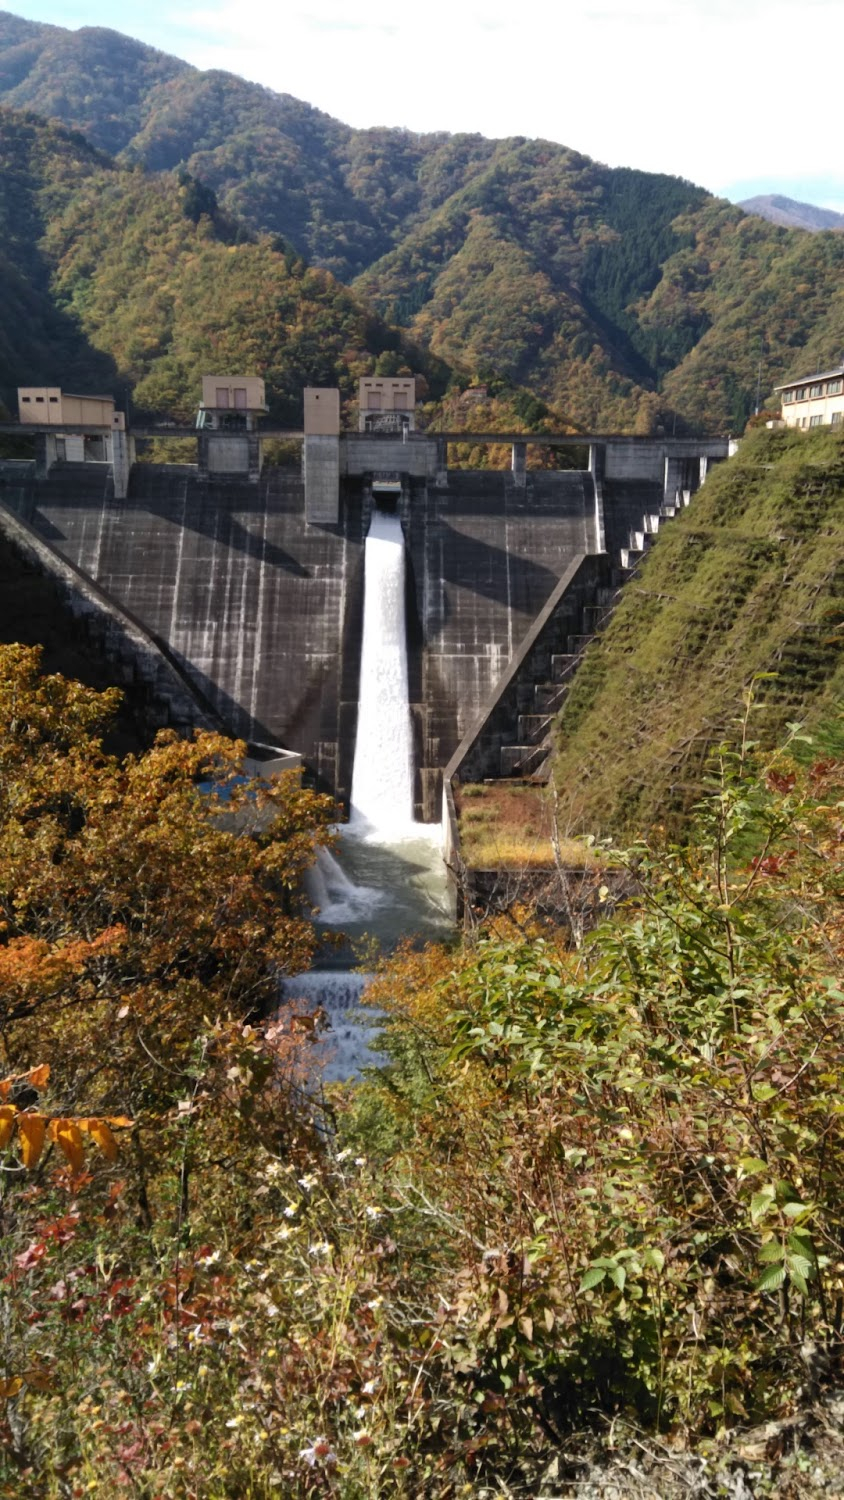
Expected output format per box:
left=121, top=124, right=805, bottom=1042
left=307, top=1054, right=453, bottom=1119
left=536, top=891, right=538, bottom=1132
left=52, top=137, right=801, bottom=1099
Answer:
left=553, top=425, right=844, bottom=837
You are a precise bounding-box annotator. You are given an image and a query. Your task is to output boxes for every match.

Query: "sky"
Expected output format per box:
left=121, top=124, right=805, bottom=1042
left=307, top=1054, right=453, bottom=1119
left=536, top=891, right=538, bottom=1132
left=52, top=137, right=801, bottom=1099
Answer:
left=8, top=0, right=844, bottom=210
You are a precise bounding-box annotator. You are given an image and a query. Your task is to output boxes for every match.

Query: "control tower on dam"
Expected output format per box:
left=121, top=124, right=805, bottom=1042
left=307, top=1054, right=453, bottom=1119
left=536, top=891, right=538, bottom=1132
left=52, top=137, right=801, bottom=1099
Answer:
left=0, top=380, right=728, bottom=820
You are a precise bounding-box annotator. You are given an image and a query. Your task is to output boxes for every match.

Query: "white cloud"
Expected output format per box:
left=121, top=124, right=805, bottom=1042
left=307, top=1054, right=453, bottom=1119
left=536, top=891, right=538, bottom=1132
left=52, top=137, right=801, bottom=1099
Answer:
left=172, top=0, right=842, bottom=195
left=22, top=0, right=843, bottom=200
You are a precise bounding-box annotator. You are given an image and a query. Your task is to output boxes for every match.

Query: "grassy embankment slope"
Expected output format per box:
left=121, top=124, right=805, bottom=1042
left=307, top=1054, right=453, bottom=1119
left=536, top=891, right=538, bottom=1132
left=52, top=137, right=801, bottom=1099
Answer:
left=552, top=425, right=844, bottom=838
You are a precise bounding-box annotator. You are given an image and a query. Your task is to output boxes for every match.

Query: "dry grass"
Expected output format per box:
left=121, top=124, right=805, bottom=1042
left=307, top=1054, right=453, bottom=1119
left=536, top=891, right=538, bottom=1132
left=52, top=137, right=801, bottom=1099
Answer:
left=455, top=781, right=598, bottom=870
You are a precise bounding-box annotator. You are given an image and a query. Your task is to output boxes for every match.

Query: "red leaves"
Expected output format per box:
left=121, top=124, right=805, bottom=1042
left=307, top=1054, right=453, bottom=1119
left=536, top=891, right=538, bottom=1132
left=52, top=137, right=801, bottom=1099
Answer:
left=14, top=1240, right=48, bottom=1272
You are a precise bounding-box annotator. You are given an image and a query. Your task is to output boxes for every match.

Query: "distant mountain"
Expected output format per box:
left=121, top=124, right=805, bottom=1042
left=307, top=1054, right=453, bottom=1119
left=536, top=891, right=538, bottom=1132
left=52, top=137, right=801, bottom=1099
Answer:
left=2, top=10, right=844, bottom=434
left=739, top=194, right=844, bottom=233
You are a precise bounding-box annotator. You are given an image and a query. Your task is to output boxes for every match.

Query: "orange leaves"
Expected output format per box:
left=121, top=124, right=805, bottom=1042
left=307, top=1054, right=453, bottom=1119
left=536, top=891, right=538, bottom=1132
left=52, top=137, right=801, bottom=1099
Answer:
left=0, top=1062, right=51, bottom=1100
left=0, top=929, right=126, bottom=998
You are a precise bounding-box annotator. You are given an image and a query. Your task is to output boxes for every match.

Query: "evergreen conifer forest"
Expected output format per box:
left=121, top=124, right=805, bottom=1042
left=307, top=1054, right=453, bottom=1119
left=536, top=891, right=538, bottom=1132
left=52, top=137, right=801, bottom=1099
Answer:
left=2, top=10, right=844, bottom=1495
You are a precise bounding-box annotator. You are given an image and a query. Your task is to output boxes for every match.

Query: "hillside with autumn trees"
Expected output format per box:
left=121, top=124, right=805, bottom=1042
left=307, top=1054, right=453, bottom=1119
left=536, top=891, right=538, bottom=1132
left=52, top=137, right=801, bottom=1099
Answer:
left=3, top=9, right=844, bottom=433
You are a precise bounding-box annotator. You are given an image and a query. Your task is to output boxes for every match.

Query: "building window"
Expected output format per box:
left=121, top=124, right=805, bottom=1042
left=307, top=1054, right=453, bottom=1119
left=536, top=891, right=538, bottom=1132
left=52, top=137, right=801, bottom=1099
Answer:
left=393, top=392, right=407, bottom=409
left=35, top=396, right=44, bottom=403
left=215, top=388, right=230, bottom=408
left=828, top=379, right=842, bottom=395
left=810, top=383, right=823, bottom=397
left=831, top=411, right=842, bottom=425
left=810, top=414, right=824, bottom=427
left=367, top=393, right=382, bottom=410
left=782, top=390, right=794, bottom=403
left=233, top=387, right=247, bottom=410
left=21, top=396, right=31, bottom=403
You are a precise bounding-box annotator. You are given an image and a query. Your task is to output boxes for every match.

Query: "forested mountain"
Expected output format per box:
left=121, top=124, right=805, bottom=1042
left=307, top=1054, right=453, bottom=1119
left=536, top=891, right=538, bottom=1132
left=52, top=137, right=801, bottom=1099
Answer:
left=2, top=9, right=844, bottom=433
left=0, top=107, right=450, bottom=424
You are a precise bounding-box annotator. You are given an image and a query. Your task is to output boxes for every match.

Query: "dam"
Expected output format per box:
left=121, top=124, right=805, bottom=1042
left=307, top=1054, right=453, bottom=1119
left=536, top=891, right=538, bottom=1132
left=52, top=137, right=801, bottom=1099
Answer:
left=0, top=382, right=729, bottom=820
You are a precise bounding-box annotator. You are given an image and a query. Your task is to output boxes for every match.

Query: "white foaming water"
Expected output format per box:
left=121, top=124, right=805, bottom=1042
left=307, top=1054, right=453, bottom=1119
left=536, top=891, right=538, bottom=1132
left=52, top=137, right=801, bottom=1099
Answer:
left=305, top=846, right=384, bottom=925
left=281, top=970, right=380, bottom=1082
left=350, top=509, right=415, bottom=836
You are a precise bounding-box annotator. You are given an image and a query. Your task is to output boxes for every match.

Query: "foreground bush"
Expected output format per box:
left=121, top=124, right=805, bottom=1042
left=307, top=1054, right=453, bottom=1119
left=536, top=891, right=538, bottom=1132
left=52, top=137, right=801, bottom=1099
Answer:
left=2, top=648, right=843, bottom=1496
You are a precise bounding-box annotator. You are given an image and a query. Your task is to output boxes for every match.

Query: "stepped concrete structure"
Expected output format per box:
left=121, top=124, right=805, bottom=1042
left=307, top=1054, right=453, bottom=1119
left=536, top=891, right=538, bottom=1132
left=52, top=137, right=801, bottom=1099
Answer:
left=0, top=398, right=728, bottom=820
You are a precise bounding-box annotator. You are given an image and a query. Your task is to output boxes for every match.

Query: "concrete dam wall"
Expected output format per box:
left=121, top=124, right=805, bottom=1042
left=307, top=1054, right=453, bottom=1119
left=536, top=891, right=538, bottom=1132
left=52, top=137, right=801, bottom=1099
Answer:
left=0, top=436, right=725, bottom=819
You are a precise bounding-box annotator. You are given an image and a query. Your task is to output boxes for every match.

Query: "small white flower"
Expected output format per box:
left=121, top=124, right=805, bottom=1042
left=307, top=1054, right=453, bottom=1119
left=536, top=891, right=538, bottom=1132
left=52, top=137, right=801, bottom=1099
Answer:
left=299, top=1437, right=336, bottom=1468
left=266, top=1302, right=280, bottom=1318
left=366, top=1295, right=384, bottom=1311
left=335, top=1148, right=352, bottom=1162
left=362, top=1378, right=379, bottom=1395
left=198, top=1249, right=221, bottom=1267
left=298, top=1173, right=318, bottom=1191
left=352, top=1428, right=372, bottom=1447
left=354, top=1156, right=366, bottom=1167
left=308, top=1241, right=331, bottom=1258
left=275, top=1225, right=292, bottom=1241
left=365, top=1206, right=382, bottom=1221
left=283, top=1202, right=299, bottom=1219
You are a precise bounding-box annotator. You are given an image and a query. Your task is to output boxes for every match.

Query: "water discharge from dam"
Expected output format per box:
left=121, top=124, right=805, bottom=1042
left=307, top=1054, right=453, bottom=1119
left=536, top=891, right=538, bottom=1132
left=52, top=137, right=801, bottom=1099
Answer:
left=287, top=507, right=451, bottom=1080
left=350, top=509, right=414, bottom=836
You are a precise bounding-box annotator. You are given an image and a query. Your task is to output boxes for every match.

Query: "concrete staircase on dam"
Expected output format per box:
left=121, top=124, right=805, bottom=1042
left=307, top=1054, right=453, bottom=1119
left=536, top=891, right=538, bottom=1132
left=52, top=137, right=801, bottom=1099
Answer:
left=453, top=485, right=695, bottom=787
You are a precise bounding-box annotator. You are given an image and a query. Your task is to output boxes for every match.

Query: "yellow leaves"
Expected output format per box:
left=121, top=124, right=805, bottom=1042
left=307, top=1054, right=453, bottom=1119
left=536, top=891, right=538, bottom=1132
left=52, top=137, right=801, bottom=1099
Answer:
left=49, top=1119, right=85, bottom=1174
left=18, top=1114, right=47, bottom=1169
left=80, top=1118, right=119, bottom=1161
left=0, top=1377, right=22, bottom=1399
left=0, top=1063, right=131, bottom=1169
left=0, top=1105, right=16, bottom=1148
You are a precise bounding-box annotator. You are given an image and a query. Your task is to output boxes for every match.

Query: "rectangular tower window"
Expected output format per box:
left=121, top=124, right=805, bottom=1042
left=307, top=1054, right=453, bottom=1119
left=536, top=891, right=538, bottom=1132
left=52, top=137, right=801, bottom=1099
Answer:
left=216, top=388, right=230, bottom=408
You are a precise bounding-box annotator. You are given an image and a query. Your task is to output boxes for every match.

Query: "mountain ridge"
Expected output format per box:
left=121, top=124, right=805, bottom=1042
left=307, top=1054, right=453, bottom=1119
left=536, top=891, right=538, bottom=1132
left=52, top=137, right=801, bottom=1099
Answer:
left=2, top=10, right=844, bottom=434
left=740, top=193, right=844, bottom=233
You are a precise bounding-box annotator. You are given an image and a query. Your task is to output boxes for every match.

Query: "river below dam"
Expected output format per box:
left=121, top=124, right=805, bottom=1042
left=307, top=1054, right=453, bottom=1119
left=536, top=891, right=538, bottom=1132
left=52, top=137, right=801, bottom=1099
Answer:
left=281, top=507, right=453, bottom=1081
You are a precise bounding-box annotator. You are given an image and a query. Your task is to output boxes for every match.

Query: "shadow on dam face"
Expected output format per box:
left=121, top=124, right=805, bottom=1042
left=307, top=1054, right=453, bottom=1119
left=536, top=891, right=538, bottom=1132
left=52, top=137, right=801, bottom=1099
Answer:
left=2, top=461, right=606, bottom=819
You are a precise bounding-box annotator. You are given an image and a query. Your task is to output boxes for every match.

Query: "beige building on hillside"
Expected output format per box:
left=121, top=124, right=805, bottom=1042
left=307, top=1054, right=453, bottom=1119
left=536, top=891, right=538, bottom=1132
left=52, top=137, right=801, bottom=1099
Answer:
left=197, top=376, right=267, bottom=430
left=358, top=376, right=416, bottom=432
left=776, top=364, right=844, bottom=429
left=17, top=388, right=125, bottom=429
left=304, top=387, right=341, bottom=435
